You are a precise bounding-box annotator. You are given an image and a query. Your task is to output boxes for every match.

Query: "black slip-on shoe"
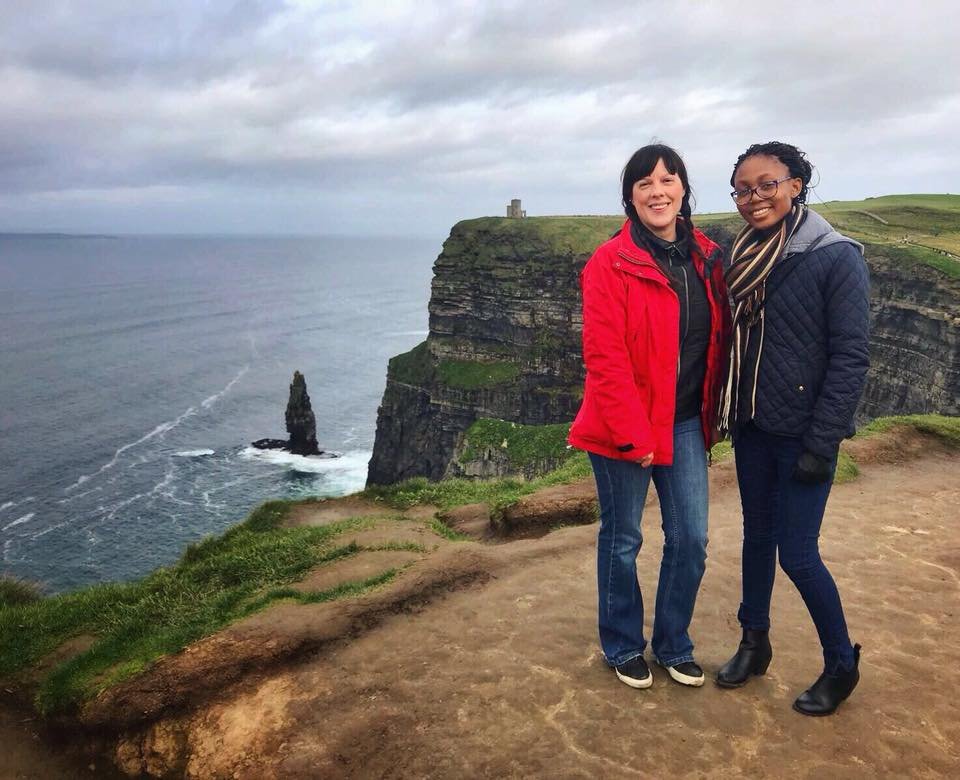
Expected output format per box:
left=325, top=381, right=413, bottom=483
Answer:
left=659, top=660, right=705, bottom=687
left=615, top=656, right=653, bottom=689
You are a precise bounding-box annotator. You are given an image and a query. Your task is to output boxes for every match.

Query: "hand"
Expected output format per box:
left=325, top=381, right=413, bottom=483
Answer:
left=639, top=452, right=654, bottom=468
left=792, top=451, right=833, bottom=484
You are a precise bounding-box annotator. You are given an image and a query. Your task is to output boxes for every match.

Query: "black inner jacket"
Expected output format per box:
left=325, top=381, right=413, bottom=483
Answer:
left=630, top=220, right=710, bottom=423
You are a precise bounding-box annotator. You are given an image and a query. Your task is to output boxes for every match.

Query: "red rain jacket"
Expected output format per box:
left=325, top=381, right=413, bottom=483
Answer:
left=568, top=219, right=732, bottom=464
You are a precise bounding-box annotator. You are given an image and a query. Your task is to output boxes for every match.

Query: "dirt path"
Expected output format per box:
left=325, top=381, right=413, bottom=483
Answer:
left=0, top=698, right=123, bottom=779
left=100, top=446, right=959, bottom=778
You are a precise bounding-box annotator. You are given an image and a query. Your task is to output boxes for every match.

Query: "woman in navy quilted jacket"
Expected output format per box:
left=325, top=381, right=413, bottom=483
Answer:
left=715, top=142, right=870, bottom=716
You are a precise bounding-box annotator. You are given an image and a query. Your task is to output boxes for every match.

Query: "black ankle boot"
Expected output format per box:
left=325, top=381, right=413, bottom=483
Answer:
left=793, top=644, right=861, bottom=716
left=716, top=629, right=772, bottom=688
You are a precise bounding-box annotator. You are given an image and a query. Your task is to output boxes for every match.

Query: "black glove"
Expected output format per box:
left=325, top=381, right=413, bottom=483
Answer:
left=792, top=451, right=833, bottom=484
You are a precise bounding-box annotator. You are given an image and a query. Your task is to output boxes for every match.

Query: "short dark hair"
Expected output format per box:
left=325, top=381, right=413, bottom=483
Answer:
left=621, top=143, right=694, bottom=227
left=730, top=141, right=814, bottom=205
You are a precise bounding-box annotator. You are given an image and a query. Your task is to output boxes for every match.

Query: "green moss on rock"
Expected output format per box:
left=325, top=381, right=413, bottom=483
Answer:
left=389, top=340, right=433, bottom=385
left=436, top=359, right=520, bottom=389
left=460, top=419, right=573, bottom=467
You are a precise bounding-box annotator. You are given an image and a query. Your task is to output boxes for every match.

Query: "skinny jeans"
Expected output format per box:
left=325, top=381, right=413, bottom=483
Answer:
left=734, top=421, right=856, bottom=672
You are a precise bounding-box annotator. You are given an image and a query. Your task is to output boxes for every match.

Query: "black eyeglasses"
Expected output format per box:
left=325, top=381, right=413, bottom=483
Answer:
left=730, top=176, right=795, bottom=205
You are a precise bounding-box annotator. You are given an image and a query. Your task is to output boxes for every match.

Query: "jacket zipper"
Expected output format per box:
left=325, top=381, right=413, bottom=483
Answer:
left=679, top=264, right=690, bottom=380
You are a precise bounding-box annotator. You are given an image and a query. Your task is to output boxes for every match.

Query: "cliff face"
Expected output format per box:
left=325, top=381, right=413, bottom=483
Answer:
left=861, top=252, right=960, bottom=418
left=366, top=216, right=619, bottom=485
left=367, top=215, right=960, bottom=486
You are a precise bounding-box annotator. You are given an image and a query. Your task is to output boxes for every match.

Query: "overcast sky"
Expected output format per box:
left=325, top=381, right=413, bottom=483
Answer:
left=1, top=0, right=958, bottom=237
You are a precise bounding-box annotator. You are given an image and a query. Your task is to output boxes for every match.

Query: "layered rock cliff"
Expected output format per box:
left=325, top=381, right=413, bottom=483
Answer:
left=367, top=213, right=960, bottom=485
left=860, top=250, right=960, bottom=418
left=366, top=216, right=620, bottom=484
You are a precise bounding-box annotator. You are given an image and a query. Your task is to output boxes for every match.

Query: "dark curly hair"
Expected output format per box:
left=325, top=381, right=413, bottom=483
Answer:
left=730, top=141, right=814, bottom=205
left=622, top=143, right=695, bottom=229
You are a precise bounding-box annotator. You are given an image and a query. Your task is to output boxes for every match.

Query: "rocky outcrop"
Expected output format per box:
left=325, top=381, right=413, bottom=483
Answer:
left=253, top=371, right=333, bottom=456
left=368, top=216, right=960, bottom=485
left=284, top=371, right=319, bottom=455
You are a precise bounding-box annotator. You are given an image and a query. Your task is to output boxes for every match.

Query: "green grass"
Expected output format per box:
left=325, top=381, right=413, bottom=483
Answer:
left=0, top=575, right=44, bottom=608
left=436, top=359, right=520, bottom=389
left=834, top=451, right=860, bottom=484
left=698, top=194, right=960, bottom=278
left=857, top=413, right=960, bottom=448
left=428, top=517, right=472, bottom=542
left=363, top=451, right=592, bottom=511
left=459, top=419, right=573, bottom=467
left=389, top=340, right=433, bottom=385
left=456, top=215, right=623, bottom=259
left=0, top=501, right=419, bottom=715
left=710, top=440, right=733, bottom=464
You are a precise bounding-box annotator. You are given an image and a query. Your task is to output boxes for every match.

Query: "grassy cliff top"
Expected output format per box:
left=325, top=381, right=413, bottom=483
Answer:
left=453, top=194, right=960, bottom=277
left=701, top=194, right=960, bottom=277
left=450, top=215, right=622, bottom=258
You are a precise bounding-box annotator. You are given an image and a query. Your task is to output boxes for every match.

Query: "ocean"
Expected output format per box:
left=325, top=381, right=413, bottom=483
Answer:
left=0, top=234, right=438, bottom=593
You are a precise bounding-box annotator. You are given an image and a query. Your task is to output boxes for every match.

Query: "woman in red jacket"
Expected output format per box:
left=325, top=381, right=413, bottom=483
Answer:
left=569, top=144, right=731, bottom=689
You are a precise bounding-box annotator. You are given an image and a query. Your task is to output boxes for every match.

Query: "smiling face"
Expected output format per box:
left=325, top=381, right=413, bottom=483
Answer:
left=732, top=154, right=802, bottom=231
left=631, top=158, right=685, bottom=241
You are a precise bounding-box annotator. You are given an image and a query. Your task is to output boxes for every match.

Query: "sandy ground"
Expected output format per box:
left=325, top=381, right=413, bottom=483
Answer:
left=5, top=440, right=959, bottom=778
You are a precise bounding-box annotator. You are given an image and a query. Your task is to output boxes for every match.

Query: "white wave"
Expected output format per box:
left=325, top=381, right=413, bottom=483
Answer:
left=101, top=463, right=188, bottom=521
left=57, top=485, right=104, bottom=505
left=2, top=512, right=35, bottom=532
left=65, top=406, right=198, bottom=492
left=104, top=489, right=150, bottom=522
left=383, top=330, right=429, bottom=337
left=201, top=365, right=249, bottom=409
left=174, top=449, right=215, bottom=457
left=200, top=470, right=277, bottom=502
left=239, top=447, right=371, bottom=493
left=1, top=496, right=35, bottom=513
left=31, top=519, right=70, bottom=540
left=2, top=539, right=12, bottom=562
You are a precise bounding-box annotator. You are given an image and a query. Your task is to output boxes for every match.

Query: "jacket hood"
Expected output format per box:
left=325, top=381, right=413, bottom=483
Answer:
left=786, top=209, right=863, bottom=257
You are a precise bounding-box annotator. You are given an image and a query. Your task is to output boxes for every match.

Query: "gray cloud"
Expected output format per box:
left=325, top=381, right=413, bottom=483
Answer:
left=0, top=0, right=958, bottom=235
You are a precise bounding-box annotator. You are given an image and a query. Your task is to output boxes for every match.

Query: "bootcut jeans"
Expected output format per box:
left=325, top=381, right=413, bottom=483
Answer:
left=588, top=416, right=708, bottom=668
left=733, top=421, right=856, bottom=672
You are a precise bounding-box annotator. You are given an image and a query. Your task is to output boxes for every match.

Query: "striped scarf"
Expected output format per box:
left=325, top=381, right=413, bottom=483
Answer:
left=718, top=205, right=807, bottom=433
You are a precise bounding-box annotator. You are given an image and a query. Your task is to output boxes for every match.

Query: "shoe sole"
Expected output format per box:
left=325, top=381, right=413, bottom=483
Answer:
left=658, top=661, right=704, bottom=687
left=792, top=701, right=841, bottom=717
left=667, top=668, right=705, bottom=687
left=715, top=676, right=749, bottom=689
left=615, top=668, right=653, bottom=689
left=715, top=668, right=767, bottom=689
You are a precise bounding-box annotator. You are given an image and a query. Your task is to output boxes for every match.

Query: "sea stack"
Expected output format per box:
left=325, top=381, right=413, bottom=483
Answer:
left=285, top=370, right=320, bottom=455
left=252, top=371, right=334, bottom=456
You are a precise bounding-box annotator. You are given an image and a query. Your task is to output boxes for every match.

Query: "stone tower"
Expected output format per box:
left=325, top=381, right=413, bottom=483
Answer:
left=506, top=199, right=527, bottom=218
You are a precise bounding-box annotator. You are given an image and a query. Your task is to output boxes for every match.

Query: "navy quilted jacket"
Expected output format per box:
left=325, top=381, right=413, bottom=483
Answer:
left=735, top=210, right=870, bottom=459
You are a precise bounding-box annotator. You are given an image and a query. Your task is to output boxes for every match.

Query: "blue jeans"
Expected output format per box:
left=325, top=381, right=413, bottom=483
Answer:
left=734, top=422, right=856, bottom=673
left=589, top=416, right=709, bottom=667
